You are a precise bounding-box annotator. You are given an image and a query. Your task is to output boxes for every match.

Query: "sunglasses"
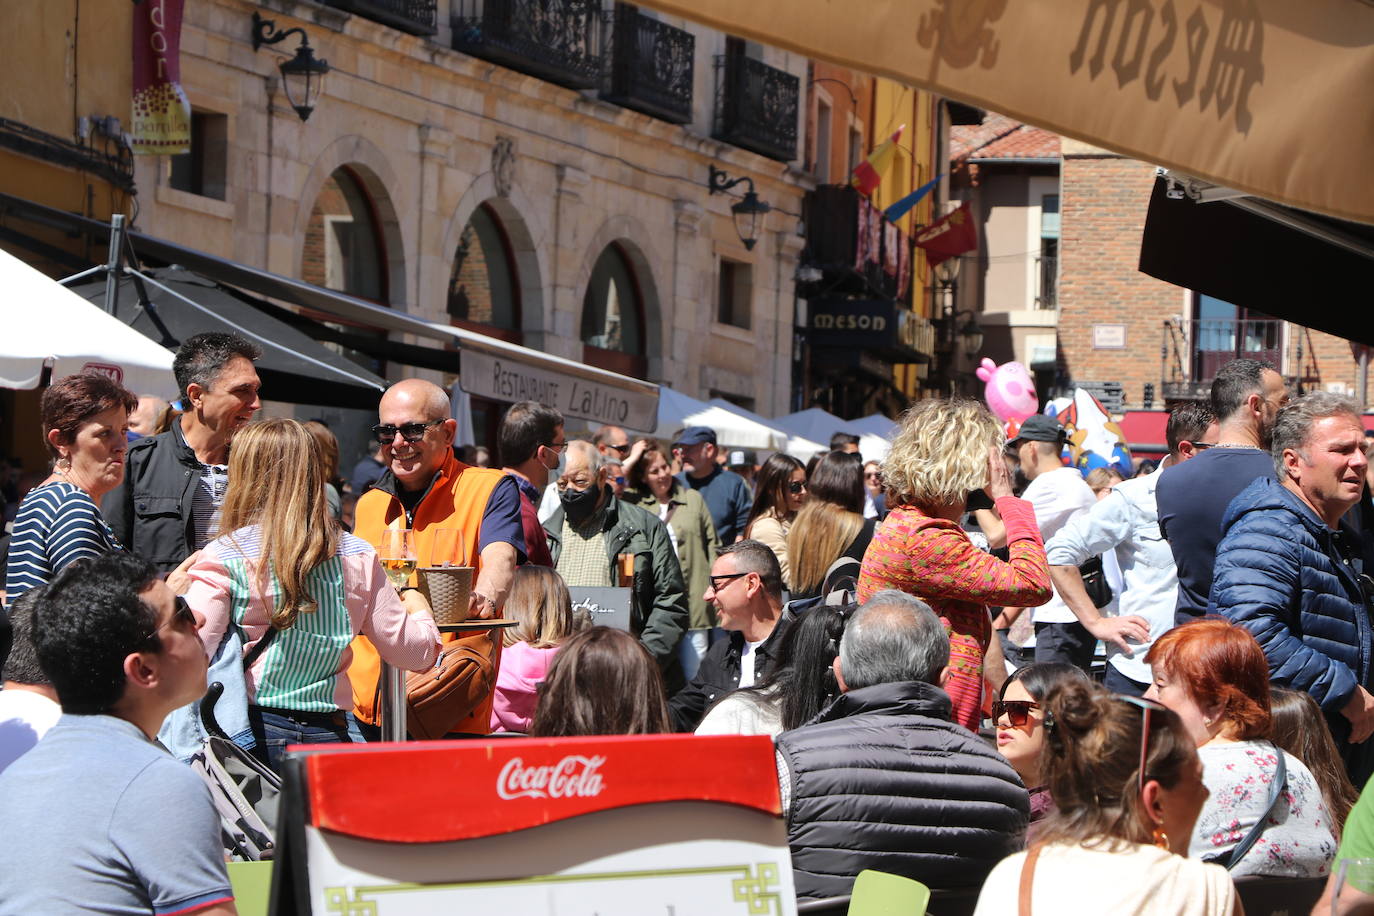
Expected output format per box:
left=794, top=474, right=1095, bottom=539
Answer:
left=1188, top=441, right=1215, bottom=451
left=372, top=419, right=443, bottom=444
left=1116, top=695, right=1168, bottom=796
left=708, top=571, right=750, bottom=592
left=788, top=481, right=807, bottom=495
left=142, top=595, right=196, bottom=643
left=608, top=443, right=631, bottom=456
left=991, top=699, right=1040, bottom=727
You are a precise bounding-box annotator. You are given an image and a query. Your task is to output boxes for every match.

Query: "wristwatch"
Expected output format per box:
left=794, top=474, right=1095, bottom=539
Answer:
left=472, top=592, right=497, bottom=616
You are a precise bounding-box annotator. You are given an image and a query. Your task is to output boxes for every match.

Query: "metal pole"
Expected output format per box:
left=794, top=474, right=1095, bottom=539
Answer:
left=379, top=661, right=408, bottom=742
left=102, top=214, right=125, bottom=315
left=1360, top=346, right=1370, bottom=411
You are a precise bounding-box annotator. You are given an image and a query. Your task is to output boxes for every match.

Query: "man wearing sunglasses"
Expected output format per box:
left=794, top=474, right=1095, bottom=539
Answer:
left=348, top=379, right=524, bottom=737
left=0, top=553, right=236, bottom=915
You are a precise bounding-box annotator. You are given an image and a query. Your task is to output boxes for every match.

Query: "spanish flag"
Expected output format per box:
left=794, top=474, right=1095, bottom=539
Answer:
left=850, top=125, right=904, bottom=197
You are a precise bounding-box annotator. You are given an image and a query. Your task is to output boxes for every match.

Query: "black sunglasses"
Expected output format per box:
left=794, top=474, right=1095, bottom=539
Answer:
left=992, top=699, right=1040, bottom=728
left=1189, top=441, right=1215, bottom=451
left=708, top=572, right=751, bottom=592
left=788, top=481, right=807, bottom=495
left=372, top=419, right=443, bottom=444
left=143, top=595, right=196, bottom=643
left=608, top=443, right=631, bottom=456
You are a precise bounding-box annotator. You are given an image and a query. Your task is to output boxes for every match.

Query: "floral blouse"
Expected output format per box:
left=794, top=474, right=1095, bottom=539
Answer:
left=1190, top=740, right=1337, bottom=877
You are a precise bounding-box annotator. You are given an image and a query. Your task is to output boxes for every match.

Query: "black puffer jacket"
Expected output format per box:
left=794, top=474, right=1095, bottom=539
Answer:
left=104, top=423, right=204, bottom=573
left=776, top=680, right=1028, bottom=900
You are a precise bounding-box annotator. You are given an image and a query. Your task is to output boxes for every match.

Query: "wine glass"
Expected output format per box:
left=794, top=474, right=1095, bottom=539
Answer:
left=1333, top=857, right=1374, bottom=915
left=377, top=529, right=417, bottom=591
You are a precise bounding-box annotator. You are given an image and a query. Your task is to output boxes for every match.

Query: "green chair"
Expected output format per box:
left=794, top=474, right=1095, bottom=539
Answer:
left=847, top=869, right=930, bottom=916
left=226, top=860, right=274, bottom=916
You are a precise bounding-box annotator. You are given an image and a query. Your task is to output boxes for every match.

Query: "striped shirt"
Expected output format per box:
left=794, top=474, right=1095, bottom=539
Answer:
left=190, top=463, right=228, bottom=550
left=185, top=525, right=440, bottom=713
left=5, top=482, right=121, bottom=602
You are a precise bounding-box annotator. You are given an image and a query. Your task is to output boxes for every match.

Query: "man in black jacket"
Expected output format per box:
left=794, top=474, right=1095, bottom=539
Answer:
left=776, top=590, right=1028, bottom=901
left=669, top=540, right=793, bottom=731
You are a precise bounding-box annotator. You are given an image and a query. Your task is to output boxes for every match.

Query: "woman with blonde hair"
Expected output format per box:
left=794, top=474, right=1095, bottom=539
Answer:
left=786, top=451, right=873, bottom=600
left=858, top=398, right=1051, bottom=730
left=184, top=418, right=440, bottom=770
left=490, top=565, right=583, bottom=733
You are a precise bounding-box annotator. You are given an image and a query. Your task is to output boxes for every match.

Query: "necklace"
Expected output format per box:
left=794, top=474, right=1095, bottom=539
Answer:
left=1213, top=443, right=1263, bottom=450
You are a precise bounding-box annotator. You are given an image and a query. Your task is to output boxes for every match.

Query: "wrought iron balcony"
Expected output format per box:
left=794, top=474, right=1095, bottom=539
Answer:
left=321, top=0, right=436, bottom=36
left=713, top=52, right=798, bottom=162
left=452, top=0, right=605, bottom=91
left=1035, top=255, right=1057, bottom=309
left=601, top=6, right=694, bottom=124
left=1160, top=317, right=1286, bottom=401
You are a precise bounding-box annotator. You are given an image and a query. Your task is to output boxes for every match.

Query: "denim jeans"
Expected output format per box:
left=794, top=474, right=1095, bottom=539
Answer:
left=1103, top=664, right=1150, bottom=697
left=248, top=706, right=359, bottom=772
left=1032, top=620, right=1097, bottom=672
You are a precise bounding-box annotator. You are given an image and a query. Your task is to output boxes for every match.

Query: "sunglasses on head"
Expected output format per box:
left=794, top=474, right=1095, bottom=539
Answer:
left=1116, top=694, right=1168, bottom=796
left=788, top=481, right=807, bottom=495
left=372, top=419, right=443, bottom=444
left=991, top=699, right=1040, bottom=727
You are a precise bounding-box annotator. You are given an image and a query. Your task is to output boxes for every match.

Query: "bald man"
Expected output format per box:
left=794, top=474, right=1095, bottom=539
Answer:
left=347, top=379, right=524, bottom=737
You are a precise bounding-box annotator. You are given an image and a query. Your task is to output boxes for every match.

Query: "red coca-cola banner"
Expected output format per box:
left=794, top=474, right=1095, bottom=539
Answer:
left=131, top=0, right=191, bottom=155
left=303, top=735, right=781, bottom=843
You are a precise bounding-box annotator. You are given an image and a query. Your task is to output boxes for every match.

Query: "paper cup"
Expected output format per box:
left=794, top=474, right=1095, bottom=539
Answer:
left=417, top=566, right=474, bottom=624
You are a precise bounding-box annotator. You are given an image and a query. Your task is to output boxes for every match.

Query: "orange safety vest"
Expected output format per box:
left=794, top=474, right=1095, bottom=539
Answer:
left=348, top=451, right=508, bottom=732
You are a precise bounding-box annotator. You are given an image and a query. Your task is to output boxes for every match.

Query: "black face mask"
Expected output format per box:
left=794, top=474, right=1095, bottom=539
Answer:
left=560, top=484, right=602, bottom=525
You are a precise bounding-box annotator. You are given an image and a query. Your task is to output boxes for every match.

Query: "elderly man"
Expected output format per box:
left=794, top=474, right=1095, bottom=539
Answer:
left=0, top=553, right=235, bottom=915
left=1157, top=358, right=1290, bottom=622
left=1212, top=392, right=1374, bottom=784
left=543, top=440, right=688, bottom=680
left=670, top=540, right=794, bottom=732
left=1045, top=402, right=1216, bottom=696
left=106, top=332, right=262, bottom=572
left=348, top=379, right=523, bottom=737
left=775, top=590, right=1027, bottom=900
left=675, top=426, right=752, bottom=545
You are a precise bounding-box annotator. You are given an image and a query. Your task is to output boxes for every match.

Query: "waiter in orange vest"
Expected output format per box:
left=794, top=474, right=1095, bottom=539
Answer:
left=348, top=378, right=524, bottom=737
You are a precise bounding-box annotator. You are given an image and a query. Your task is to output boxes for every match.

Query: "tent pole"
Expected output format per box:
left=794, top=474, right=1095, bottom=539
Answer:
left=1359, top=346, right=1369, bottom=411
left=103, top=214, right=124, bottom=315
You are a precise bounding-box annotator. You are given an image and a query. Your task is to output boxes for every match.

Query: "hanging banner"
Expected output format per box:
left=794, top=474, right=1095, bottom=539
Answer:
left=459, top=345, right=660, bottom=430
left=913, top=202, right=978, bottom=267
left=132, top=0, right=191, bottom=155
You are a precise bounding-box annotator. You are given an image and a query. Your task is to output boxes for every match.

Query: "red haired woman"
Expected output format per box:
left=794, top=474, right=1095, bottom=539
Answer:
left=1145, top=619, right=1336, bottom=877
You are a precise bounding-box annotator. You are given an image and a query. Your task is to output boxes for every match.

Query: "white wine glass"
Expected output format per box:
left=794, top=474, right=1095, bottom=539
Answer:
left=1333, top=857, right=1374, bottom=916
left=378, top=529, right=417, bottom=591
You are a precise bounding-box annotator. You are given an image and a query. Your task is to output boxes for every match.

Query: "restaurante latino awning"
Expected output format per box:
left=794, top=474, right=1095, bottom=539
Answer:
left=0, top=193, right=658, bottom=428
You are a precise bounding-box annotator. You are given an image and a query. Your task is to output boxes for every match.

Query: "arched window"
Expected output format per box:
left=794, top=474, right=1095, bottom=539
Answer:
left=303, top=167, right=387, bottom=302
left=581, top=244, right=644, bottom=357
left=448, top=204, right=520, bottom=333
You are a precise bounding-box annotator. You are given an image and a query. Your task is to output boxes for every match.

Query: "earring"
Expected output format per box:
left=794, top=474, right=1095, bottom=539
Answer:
left=1152, top=826, right=1170, bottom=850
left=56, top=455, right=71, bottom=473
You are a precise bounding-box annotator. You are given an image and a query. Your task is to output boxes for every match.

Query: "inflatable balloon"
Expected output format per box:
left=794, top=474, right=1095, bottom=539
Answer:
left=1056, top=388, right=1133, bottom=477
left=975, top=358, right=1040, bottom=423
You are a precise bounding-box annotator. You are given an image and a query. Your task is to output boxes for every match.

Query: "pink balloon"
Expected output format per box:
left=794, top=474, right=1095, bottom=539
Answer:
left=975, top=358, right=1040, bottom=423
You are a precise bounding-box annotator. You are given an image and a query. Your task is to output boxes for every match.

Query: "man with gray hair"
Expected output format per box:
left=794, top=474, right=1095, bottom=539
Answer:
left=1212, top=392, right=1374, bottom=784
left=775, top=590, right=1028, bottom=901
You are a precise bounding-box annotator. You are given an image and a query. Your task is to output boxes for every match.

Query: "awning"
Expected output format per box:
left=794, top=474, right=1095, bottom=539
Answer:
left=635, top=0, right=1374, bottom=225
left=649, top=388, right=788, bottom=451
left=0, top=193, right=659, bottom=428
left=0, top=247, right=175, bottom=395
left=706, top=398, right=827, bottom=460
left=773, top=407, right=890, bottom=461
left=1138, top=174, right=1374, bottom=347
left=65, top=267, right=387, bottom=409
left=1117, top=410, right=1170, bottom=460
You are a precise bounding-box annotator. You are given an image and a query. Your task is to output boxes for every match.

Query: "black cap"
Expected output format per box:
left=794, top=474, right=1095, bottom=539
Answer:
left=673, top=426, right=717, bottom=447
left=1010, top=414, right=1066, bottom=445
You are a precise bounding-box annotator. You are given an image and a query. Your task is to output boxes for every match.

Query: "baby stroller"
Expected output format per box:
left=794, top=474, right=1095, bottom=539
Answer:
left=191, top=682, right=282, bottom=861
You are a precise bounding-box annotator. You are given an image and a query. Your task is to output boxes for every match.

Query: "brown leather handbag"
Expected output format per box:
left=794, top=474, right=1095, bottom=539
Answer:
left=404, top=628, right=496, bottom=740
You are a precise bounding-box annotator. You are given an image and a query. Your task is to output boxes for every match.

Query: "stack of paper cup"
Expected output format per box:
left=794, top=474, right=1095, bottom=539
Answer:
left=416, top=566, right=474, bottom=624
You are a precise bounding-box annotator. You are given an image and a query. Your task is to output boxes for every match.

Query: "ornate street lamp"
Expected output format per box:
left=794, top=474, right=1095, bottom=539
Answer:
left=252, top=12, right=330, bottom=122
left=708, top=166, right=771, bottom=251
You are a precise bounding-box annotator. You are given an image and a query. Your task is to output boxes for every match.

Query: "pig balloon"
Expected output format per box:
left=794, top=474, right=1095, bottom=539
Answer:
left=975, top=358, right=1039, bottom=423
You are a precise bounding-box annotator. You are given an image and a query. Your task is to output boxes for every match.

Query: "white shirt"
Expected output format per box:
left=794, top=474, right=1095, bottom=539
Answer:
left=738, top=638, right=765, bottom=688
left=0, top=689, right=61, bottom=775
left=1021, top=466, right=1096, bottom=624
left=1045, top=468, right=1178, bottom=683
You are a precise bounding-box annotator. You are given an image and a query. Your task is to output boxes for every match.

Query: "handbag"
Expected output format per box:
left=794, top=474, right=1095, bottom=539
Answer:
left=404, top=627, right=496, bottom=740
left=1203, top=743, right=1288, bottom=870
left=1078, top=555, right=1114, bottom=609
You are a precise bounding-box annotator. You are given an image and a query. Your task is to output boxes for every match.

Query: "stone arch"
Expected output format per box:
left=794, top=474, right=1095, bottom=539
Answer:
left=293, top=134, right=409, bottom=309
left=441, top=173, right=549, bottom=338
left=574, top=214, right=666, bottom=366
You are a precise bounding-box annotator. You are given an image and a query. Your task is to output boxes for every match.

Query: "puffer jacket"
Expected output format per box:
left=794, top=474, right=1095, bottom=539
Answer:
left=103, top=421, right=203, bottom=573
left=1210, top=476, right=1372, bottom=719
left=776, top=680, right=1029, bottom=900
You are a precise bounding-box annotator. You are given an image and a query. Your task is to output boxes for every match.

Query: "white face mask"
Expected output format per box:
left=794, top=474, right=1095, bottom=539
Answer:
left=542, top=445, right=566, bottom=478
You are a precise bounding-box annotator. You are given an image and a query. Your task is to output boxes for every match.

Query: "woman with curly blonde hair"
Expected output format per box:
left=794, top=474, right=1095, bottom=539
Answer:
left=858, top=398, right=1051, bottom=730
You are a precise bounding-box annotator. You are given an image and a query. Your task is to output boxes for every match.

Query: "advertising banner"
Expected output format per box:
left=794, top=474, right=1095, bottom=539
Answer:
left=132, top=0, right=191, bottom=155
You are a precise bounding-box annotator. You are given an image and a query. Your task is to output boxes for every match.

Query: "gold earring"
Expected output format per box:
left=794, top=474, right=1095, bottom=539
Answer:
left=1152, top=826, right=1170, bottom=850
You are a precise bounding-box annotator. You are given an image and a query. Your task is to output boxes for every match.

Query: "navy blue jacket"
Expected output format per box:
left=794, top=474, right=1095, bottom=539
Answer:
left=1210, top=477, right=1371, bottom=717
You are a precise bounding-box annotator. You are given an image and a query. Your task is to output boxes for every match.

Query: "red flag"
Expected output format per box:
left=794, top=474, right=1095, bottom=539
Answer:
left=850, top=126, right=904, bottom=197
left=913, top=202, right=978, bottom=266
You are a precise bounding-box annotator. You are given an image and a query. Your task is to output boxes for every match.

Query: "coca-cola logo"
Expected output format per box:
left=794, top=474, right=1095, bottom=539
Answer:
left=496, top=754, right=606, bottom=800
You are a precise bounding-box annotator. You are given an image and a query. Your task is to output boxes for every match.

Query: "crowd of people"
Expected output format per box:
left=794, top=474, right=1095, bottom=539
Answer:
left=7, top=334, right=1374, bottom=913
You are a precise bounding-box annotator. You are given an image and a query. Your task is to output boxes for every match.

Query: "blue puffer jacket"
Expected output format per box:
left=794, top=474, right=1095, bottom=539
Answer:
left=1209, top=477, right=1371, bottom=716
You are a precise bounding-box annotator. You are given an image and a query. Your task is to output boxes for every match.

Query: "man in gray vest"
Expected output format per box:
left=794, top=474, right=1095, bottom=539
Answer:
left=775, top=590, right=1028, bottom=901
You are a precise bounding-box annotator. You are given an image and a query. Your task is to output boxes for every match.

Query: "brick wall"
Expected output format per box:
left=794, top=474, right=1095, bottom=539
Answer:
left=1057, top=148, right=1185, bottom=409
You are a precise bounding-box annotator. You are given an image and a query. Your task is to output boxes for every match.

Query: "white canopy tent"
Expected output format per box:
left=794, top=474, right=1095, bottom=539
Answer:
left=851, top=413, right=899, bottom=440
left=0, top=248, right=175, bottom=395
left=646, top=387, right=788, bottom=451
left=773, top=407, right=891, bottom=462
left=707, top=399, right=826, bottom=461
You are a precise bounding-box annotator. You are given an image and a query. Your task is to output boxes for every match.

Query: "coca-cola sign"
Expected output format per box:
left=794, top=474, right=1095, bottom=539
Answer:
left=497, top=755, right=606, bottom=801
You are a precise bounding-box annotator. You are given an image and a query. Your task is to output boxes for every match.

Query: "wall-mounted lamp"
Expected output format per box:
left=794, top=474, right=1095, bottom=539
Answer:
left=252, top=12, right=330, bottom=122
left=709, top=166, right=771, bottom=251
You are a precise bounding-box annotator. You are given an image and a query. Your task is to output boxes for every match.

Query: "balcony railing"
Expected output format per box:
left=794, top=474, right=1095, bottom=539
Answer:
left=322, top=0, right=437, bottom=35
left=1161, top=317, right=1286, bottom=401
left=800, top=185, right=912, bottom=303
left=601, top=6, right=694, bottom=124
left=713, top=52, right=798, bottom=162
left=1035, top=255, right=1057, bottom=309
left=452, top=0, right=605, bottom=91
